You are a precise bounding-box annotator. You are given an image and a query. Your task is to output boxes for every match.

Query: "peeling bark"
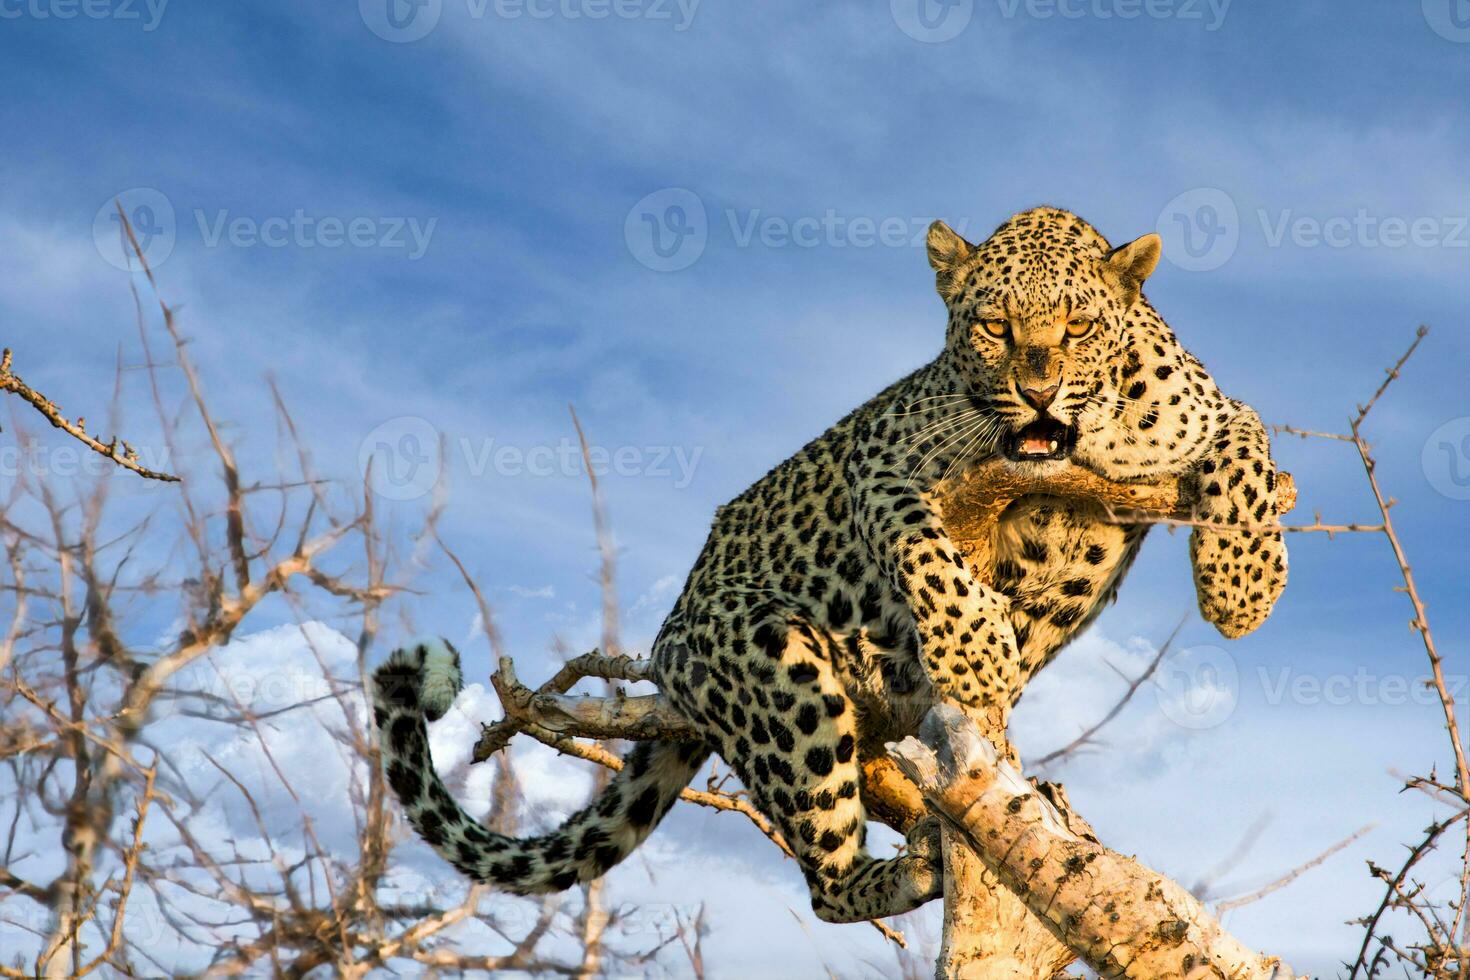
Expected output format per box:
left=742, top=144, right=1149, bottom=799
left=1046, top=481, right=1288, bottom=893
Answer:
left=890, top=705, right=1302, bottom=979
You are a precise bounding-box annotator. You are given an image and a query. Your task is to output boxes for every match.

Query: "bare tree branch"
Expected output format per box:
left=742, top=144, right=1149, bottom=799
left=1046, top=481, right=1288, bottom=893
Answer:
left=0, top=348, right=178, bottom=482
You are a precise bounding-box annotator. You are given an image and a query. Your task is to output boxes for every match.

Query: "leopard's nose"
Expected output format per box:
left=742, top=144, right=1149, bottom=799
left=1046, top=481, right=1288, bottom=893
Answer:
left=1020, top=384, right=1059, bottom=411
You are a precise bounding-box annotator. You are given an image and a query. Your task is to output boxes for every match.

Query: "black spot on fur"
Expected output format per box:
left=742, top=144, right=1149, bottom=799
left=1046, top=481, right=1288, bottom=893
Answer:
left=628, top=742, right=655, bottom=779
left=372, top=662, right=420, bottom=712
left=386, top=761, right=422, bottom=802
left=753, top=621, right=784, bottom=659
left=388, top=714, right=418, bottom=750
left=788, top=664, right=818, bottom=685
left=417, top=809, right=446, bottom=846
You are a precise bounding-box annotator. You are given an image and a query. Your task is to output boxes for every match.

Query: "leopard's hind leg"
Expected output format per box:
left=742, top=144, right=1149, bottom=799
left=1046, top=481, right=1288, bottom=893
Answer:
left=655, top=593, right=942, bottom=923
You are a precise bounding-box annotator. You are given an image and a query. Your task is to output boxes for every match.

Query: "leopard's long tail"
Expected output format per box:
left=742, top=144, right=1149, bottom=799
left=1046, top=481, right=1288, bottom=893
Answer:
left=370, top=639, right=707, bottom=893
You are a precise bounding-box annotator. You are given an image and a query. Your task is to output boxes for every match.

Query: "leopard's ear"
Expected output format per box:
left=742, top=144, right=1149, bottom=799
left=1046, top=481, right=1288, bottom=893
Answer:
left=1103, top=233, right=1162, bottom=306
left=926, top=220, right=974, bottom=298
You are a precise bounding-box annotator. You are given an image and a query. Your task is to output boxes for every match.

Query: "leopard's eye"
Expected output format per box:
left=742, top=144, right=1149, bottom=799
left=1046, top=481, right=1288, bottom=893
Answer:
left=1065, top=317, right=1096, bottom=340
left=975, top=318, right=1009, bottom=340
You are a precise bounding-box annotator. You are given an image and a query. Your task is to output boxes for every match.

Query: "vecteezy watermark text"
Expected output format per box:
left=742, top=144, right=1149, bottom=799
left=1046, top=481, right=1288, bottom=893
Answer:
left=461, top=436, right=701, bottom=486
left=359, top=0, right=698, bottom=43
left=1258, top=666, right=1469, bottom=708
left=93, top=189, right=438, bottom=270
left=624, top=188, right=969, bottom=272
left=1257, top=209, right=1470, bottom=251
left=726, top=209, right=943, bottom=250
left=0, top=443, right=173, bottom=481
left=1156, top=187, right=1470, bottom=272
left=891, top=0, right=1229, bottom=43
left=992, top=0, right=1230, bottom=29
left=1152, top=641, right=1470, bottom=731
left=0, top=0, right=168, bottom=30
left=472, top=0, right=697, bottom=27
left=195, top=209, right=436, bottom=259
left=359, top=417, right=704, bottom=501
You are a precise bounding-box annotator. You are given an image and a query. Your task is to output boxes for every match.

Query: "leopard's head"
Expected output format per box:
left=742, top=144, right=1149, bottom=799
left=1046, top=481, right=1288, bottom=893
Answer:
left=928, top=206, right=1222, bottom=482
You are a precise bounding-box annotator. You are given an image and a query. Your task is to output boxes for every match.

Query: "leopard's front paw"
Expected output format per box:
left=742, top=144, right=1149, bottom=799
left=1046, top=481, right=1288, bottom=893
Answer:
left=1188, top=415, right=1288, bottom=638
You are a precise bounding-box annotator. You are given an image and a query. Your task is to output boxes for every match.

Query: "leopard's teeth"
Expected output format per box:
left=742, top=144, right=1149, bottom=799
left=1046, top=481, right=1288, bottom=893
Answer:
left=1049, top=440, right=1059, bottom=453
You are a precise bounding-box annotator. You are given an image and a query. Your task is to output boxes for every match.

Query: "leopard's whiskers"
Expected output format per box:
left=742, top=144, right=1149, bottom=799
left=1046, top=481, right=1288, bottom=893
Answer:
left=936, top=415, right=1003, bottom=489
left=909, top=417, right=991, bottom=492
left=897, top=408, right=987, bottom=452
left=902, top=409, right=1003, bottom=490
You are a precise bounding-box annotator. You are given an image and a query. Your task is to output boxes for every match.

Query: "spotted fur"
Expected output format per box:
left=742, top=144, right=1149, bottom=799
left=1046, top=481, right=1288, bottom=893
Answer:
left=372, top=640, right=710, bottom=893
left=371, top=207, right=1287, bottom=923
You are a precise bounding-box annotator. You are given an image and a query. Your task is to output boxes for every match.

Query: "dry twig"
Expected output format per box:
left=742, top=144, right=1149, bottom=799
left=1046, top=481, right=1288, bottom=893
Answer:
left=0, top=347, right=178, bottom=482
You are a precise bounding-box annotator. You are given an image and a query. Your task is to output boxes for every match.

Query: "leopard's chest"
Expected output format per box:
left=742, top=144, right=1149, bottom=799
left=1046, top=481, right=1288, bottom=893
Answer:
left=987, top=497, right=1144, bottom=682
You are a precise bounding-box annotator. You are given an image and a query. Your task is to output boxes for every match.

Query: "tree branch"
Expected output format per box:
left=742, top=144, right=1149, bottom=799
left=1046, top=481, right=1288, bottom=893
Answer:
left=0, top=348, right=179, bottom=482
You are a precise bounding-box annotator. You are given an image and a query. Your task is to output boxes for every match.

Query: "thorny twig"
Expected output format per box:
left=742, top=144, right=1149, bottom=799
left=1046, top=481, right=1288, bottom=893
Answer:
left=0, top=347, right=178, bottom=482
left=1213, top=823, right=1375, bottom=915
left=1346, top=326, right=1470, bottom=977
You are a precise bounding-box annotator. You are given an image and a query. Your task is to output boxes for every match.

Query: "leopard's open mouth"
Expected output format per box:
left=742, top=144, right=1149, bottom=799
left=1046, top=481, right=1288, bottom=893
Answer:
left=1001, top=419, right=1077, bottom=462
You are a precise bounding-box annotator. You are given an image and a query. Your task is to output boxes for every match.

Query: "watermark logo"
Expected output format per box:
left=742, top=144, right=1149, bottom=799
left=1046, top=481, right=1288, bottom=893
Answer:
left=0, top=0, right=169, bottom=30
left=94, top=189, right=438, bottom=267
left=1154, top=643, right=1237, bottom=730
left=890, top=0, right=973, bottom=42
left=1156, top=187, right=1239, bottom=272
left=1423, top=417, right=1470, bottom=501
left=1423, top=0, right=1470, bottom=42
left=0, top=442, right=172, bottom=482
left=726, top=209, right=949, bottom=249
left=194, top=209, right=437, bottom=259
left=93, top=188, right=176, bottom=271
left=625, top=188, right=964, bottom=271
left=361, top=0, right=698, bottom=41
left=1258, top=209, right=1469, bottom=251
left=1157, top=188, right=1470, bottom=270
left=360, top=416, right=442, bottom=501
left=993, top=0, right=1230, bottom=30
left=158, top=661, right=340, bottom=720
left=892, top=0, right=1229, bottom=40
left=476, top=0, right=699, bottom=29
left=625, top=188, right=707, bottom=272
left=1258, top=666, right=1467, bottom=708
left=460, top=436, right=702, bottom=488
left=360, top=0, right=442, bottom=42
left=357, top=419, right=704, bottom=501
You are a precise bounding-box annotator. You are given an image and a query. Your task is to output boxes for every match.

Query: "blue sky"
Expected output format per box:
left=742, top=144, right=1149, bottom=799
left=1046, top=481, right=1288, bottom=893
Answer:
left=3, top=0, right=1470, bottom=972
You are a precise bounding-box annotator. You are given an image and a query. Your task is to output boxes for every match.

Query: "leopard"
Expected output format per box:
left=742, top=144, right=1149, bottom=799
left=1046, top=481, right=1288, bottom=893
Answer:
left=369, top=206, right=1288, bottom=925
